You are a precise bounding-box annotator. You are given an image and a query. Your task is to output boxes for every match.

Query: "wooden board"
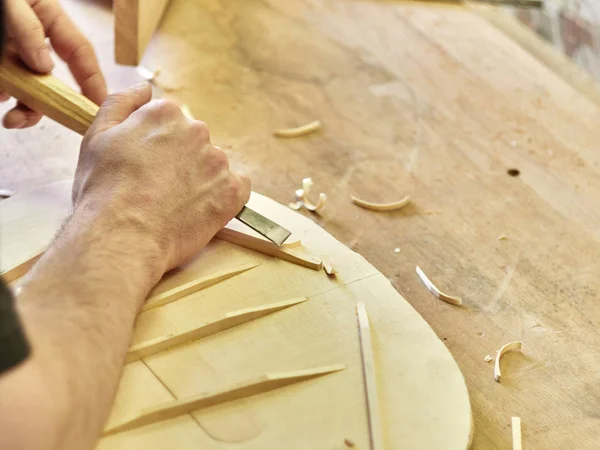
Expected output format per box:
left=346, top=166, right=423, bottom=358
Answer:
left=0, top=180, right=472, bottom=449
left=5, top=0, right=600, bottom=448
left=114, top=0, right=171, bottom=65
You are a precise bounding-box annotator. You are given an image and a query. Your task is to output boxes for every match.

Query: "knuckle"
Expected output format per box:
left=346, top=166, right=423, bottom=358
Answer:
left=189, top=120, right=210, bottom=142
left=146, top=99, right=181, bottom=119
left=209, top=146, right=229, bottom=172
left=19, top=18, right=44, bottom=40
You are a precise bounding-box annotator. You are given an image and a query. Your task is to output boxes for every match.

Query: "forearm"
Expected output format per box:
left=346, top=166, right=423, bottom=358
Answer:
left=0, top=205, right=163, bottom=450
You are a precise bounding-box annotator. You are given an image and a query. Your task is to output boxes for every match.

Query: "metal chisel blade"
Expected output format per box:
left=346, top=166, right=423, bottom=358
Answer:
left=236, top=206, right=291, bottom=246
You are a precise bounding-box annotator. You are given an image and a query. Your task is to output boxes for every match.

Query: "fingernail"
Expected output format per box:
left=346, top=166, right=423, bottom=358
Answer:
left=37, top=47, right=54, bottom=72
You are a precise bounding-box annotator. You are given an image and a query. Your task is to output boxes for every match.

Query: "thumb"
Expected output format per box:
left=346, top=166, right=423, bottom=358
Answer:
left=91, top=83, right=152, bottom=134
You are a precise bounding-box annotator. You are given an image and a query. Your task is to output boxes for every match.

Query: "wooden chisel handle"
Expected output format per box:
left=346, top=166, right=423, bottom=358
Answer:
left=0, top=52, right=98, bottom=135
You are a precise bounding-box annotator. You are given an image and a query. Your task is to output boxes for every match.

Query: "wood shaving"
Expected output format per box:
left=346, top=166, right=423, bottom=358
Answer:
left=484, top=355, right=493, bottom=363
left=137, top=65, right=161, bottom=81
left=512, top=417, right=522, bottom=450
left=274, top=120, right=321, bottom=138
left=180, top=104, right=194, bottom=120
left=0, top=189, right=15, bottom=199
left=282, top=240, right=303, bottom=249
left=351, top=195, right=410, bottom=212
left=294, top=178, right=327, bottom=212
left=288, top=202, right=302, bottom=211
left=394, top=247, right=401, bottom=253
left=415, top=266, right=462, bottom=306
left=497, top=234, right=509, bottom=241
left=344, top=438, right=355, bottom=448
left=494, top=341, right=523, bottom=382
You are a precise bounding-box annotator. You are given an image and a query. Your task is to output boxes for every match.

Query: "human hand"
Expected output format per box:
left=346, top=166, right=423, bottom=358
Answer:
left=2, top=0, right=107, bottom=128
left=72, top=83, right=251, bottom=274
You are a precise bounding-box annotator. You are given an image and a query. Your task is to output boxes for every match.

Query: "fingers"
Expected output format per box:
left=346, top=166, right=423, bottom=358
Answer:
left=5, top=0, right=54, bottom=73
left=30, top=0, right=107, bottom=105
left=90, top=83, right=152, bottom=134
left=3, top=102, right=43, bottom=128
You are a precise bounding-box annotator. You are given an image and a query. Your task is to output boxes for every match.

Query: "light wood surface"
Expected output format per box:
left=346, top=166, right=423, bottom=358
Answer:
left=1, top=180, right=472, bottom=449
left=114, top=0, right=170, bottom=65
left=4, top=0, right=600, bottom=448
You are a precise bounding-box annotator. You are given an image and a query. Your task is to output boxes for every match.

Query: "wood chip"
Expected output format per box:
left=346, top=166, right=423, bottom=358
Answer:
left=494, top=341, right=523, bottom=382
left=344, top=438, right=356, bottom=448
left=351, top=195, right=411, bottom=212
left=180, top=104, right=194, bottom=119
left=274, top=120, right=321, bottom=138
left=512, top=417, right=522, bottom=450
left=323, top=256, right=336, bottom=276
left=484, top=355, right=493, bottom=363
left=0, top=189, right=15, bottom=199
left=294, top=178, right=327, bottom=212
left=497, top=234, right=509, bottom=241
left=415, top=266, right=462, bottom=306
left=137, top=65, right=161, bottom=81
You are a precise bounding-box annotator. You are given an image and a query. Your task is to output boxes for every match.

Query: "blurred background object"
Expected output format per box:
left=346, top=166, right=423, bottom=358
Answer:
left=509, top=0, right=600, bottom=80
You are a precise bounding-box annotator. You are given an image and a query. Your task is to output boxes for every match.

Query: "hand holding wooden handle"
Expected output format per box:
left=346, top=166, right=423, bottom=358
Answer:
left=0, top=53, right=99, bottom=135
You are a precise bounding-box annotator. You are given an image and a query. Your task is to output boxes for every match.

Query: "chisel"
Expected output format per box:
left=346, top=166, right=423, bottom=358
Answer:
left=0, top=53, right=291, bottom=246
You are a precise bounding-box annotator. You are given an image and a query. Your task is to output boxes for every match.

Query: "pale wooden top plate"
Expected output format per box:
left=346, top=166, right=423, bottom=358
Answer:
left=0, top=180, right=472, bottom=449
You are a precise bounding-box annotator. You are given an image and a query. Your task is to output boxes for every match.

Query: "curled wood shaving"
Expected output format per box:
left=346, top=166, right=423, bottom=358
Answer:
left=137, top=65, right=161, bottom=81
left=274, top=120, right=321, bottom=138
left=512, top=417, right=522, bottom=450
left=415, top=266, right=462, bottom=306
left=294, top=178, right=327, bottom=212
left=351, top=195, right=411, bottom=212
left=494, top=341, right=523, bottom=382
left=180, top=104, right=194, bottom=120
left=0, top=189, right=15, bottom=199
left=282, top=240, right=303, bottom=249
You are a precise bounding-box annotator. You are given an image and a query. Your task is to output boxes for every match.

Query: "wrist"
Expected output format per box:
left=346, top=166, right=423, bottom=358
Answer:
left=62, top=198, right=167, bottom=296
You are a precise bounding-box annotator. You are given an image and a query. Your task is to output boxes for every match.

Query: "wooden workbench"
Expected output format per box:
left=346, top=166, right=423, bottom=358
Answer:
left=2, top=0, right=600, bottom=448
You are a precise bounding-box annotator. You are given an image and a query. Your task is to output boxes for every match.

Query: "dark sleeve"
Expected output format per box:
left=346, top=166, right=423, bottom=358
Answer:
left=0, top=278, right=30, bottom=374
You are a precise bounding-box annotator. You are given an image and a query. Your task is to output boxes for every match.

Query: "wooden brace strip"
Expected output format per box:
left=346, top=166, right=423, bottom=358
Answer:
left=512, top=416, right=522, bottom=450
left=128, top=297, right=308, bottom=363
left=141, top=262, right=260, bottom=312
left=356, top=302, right=384, bottom=450
left=215, top=228, right=323, bottom=271
left=104, top=364, right=345, bottom=435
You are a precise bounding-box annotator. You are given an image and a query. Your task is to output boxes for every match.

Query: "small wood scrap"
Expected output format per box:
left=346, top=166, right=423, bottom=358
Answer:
left=0, top=189, right=15, bottom=199
left=322, top=256, right=336, bottom=276
left=351, top=195, right=411, bottom=212
left=104, top=364, right=345, bottom=436
left=494, top=341, right=524, bottom=382
left=142, top=262, right=259, bottom=312
left=291, top=178, right=327, bottom=213
left=484, top=355, right=493, bottom=363
left=356, top=302, right=384, bottom=450
left=512, top=416, right=522, bottom=450
left=394, top=247, right=401, bottom=254
left=274, top=120, right=321, bottom=138
left=497, top=234, right=509, bottom=241
left=344, top=438, right=356, bottom=448
left=415, top=266, right=462, bottom=306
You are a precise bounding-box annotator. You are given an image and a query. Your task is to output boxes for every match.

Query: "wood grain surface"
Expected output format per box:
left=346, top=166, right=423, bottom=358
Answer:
left=2, top=0, right=599, bottom=448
